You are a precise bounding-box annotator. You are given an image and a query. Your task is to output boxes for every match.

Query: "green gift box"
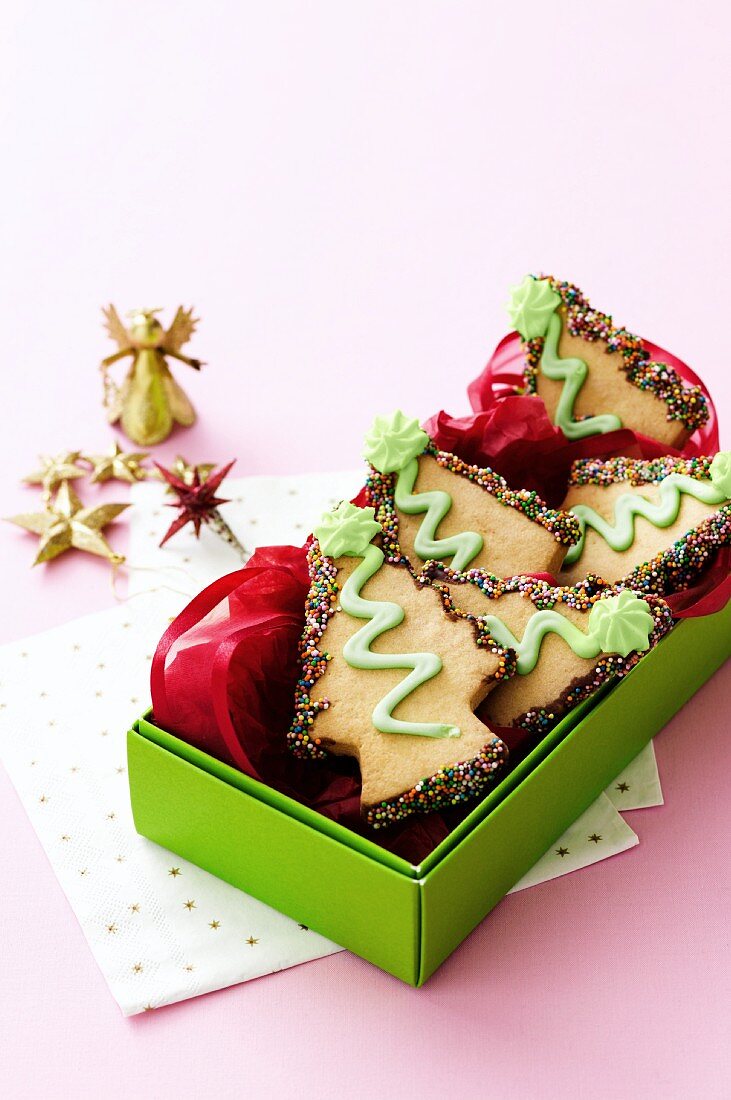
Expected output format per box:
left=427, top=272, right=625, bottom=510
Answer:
left=128, top=599, right=731, bottom=986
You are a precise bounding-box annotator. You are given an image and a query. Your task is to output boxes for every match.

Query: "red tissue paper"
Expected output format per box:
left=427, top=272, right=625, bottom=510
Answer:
left=151, top=545, right=458, bottom=862
left=467, top=330, right=720, bottom=458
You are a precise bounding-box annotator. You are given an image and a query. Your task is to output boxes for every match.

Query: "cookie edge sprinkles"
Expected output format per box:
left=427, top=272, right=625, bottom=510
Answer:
left=366, top=440, right=580, bottom=570
left=419, top=564, right=675, bottom=736
left=566, top=456, right=731, bottom=594
left=522, top=277, right=709, bottom=433
left=569, top=454, right=714, bottom=487
left=287, top=536, right=514, bottom=829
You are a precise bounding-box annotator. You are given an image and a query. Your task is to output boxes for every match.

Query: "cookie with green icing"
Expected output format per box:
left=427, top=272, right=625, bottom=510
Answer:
left=288, top=502, right=510, bottom=828
left=559, top=453, right=731, bottom=591
left=421, top=564, right=673, bottom=735
left=508, top=275, right=709, bottom=448
left=364, top=410, right=580, bottom=579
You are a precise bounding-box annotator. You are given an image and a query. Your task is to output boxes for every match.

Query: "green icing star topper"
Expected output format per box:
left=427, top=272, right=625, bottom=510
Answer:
left=587, top=590, right=654, bottom=657
left=709, top=451, right=731, bottom=499
left=363, top=410, right=429, bottom=475
left=314, top=502, right=382, bottom=558
left=506, top=275, right=561, bottom=341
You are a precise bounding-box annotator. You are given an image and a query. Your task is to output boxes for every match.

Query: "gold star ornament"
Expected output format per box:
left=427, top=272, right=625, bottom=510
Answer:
left=85, top=441, right=150, bottom=484
left=23, top=451, right=88, bottom=496
left=5, top=481, right=129, bottom=565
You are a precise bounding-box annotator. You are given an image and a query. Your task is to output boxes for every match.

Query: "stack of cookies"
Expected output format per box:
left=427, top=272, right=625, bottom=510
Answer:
left=287, top=278, right=730, bottom=830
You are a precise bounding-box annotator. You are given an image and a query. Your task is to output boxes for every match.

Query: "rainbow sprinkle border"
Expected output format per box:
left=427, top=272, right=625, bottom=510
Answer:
left=566, top=456, right=731, bottom=594
left=419, top=564, right=675, bottom=737
left=523, top=277, right=709, bottom=434
left=366, top=441, right=580, bottom=570
left=287, top=537, right=515, bottom=829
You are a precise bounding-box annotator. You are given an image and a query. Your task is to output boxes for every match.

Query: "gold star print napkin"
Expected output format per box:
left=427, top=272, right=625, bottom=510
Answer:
left=606, top=742, right=663, bottom=811
left=505, top=748, right=663, bottom=893
left=509, top=793, right=638, bottom=892
left=0, top=590, right=341, bottom=1017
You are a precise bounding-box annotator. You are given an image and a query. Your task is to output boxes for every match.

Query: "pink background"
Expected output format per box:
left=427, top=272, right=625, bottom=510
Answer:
left=1, top=3, right=729, bottom=1097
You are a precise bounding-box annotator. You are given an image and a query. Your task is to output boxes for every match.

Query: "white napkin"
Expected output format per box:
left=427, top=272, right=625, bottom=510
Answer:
left=509, top=793, right=638, bottom=892
left=0, top=592, right=340, bottom=1017
left=606, top=742, right=663, bottom=811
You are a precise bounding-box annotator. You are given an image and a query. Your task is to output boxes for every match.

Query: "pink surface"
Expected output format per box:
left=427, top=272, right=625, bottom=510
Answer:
left=0, top=4, right=729, bottom=1097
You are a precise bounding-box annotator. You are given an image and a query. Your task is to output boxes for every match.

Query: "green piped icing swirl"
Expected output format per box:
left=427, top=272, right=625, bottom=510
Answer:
left=565, top=460, right=730, bottom=565
left=363, top=410, right=429, bottom=474
left=313, top=504, right=459, bottom=739
left=315, top=501, right=381, bottom=558
left=507, top=275, right=561, bottom=340
left=588, top=590, right=655, bottom=656
left=480, top=589, right=653, bottom=674
left=710, top=451, right=731, bottom=498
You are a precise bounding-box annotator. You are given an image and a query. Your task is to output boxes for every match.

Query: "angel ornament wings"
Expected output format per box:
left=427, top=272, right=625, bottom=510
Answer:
left=100, top=306, right=204, bottom=446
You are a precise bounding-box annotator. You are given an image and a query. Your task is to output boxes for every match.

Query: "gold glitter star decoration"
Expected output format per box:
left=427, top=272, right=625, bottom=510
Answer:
left=23, top=451, right=88, bottom=499
left=5, top=482, right=129, bottom=566
left=84, top=442, right=150, bottom=484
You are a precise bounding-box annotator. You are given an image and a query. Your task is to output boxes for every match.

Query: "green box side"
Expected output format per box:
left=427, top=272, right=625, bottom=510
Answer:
left=417, top=603, right=731, bottom=985
left=127, top=729, right=422, bottom=984
left=134, top=714, right=417, bottom=878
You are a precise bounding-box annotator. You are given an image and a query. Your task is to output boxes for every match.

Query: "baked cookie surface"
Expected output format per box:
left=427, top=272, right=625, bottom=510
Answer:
left=364, top=410, right=579, bottom=579
left=559, top=453, right=731, bottom=590
left=507, top=275, right=709, bottom=448
left=422, top=566, right=673, bottom=736
left=288, top=503, right=510, bottom=828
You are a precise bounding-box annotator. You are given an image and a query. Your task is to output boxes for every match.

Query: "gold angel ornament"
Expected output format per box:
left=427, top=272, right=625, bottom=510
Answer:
left=100, top=306, right=204, bottom=446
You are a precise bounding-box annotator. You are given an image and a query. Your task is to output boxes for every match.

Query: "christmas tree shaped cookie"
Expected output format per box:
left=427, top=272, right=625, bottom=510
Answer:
left=559, top=452, right=731, bottom=591
left=507, top=275, right=709, bottom=448
left=288, top=503, right=510, bottom=828
left=363, top=410, right=580, bottom=578
left=422, top=566, right=672, bottom=735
